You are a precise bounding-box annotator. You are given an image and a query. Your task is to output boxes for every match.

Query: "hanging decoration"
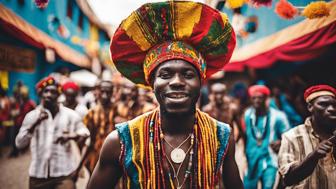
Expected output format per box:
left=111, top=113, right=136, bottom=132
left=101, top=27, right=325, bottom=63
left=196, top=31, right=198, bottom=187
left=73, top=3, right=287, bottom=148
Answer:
left=275, top=0, right=298, bottom=19
left=57, top=25, right=70, bottom=38
left=226, top=0, right=246, bottom=9
left=245, top=16, right=258, bottom=33
left=48, top=15, right=70, bottom=39
left=249, top=0, right=272, bottom=7
left=35, top=0, right=49, bottom=9
left=45, top=48, right=55, bottom=63
left=71, top=36, right=83, bottom=45
left=302, top=1, right=330, bottom=19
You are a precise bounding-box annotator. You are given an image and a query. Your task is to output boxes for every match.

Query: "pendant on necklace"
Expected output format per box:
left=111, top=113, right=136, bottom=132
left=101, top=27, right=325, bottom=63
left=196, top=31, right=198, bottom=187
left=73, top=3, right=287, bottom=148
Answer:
left=171, top=148, right=186, bottom=164
left=257, top=138, right=262, bottom=146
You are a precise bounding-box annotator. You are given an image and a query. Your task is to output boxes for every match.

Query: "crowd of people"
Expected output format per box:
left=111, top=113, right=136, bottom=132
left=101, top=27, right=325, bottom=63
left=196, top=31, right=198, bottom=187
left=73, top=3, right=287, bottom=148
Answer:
left=1, top=70, right=335, bottom=189
left=1, top=1, right=335, bottom=189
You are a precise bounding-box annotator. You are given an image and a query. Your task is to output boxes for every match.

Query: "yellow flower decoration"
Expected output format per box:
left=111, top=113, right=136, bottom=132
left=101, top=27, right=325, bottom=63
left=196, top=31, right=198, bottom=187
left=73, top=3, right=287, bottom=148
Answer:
left=227, top=0, right=246, bottom=9
left=302, top=1, right=330, bottom=19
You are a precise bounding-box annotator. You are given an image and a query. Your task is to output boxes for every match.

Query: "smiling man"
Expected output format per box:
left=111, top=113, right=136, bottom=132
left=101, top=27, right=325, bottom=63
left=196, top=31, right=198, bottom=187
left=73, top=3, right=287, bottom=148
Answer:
left=87, top=1, right=243, bottom=189
left=278, top=85, right=336, bottom=188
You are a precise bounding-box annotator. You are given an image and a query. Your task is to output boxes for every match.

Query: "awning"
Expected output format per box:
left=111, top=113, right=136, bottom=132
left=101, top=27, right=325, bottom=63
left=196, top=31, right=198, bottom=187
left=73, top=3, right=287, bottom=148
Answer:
left=0, top=4, right=91, bottom=68
left=225, top=1, right=336, bottom=72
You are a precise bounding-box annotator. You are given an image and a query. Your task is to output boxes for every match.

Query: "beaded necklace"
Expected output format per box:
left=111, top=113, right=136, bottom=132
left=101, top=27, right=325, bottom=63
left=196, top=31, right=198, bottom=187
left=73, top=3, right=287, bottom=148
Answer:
left=119, top=109, right=229, bottom=189
left=250, top=111, right=269, bottom=146
left=159, top=123, right=195, bottom=189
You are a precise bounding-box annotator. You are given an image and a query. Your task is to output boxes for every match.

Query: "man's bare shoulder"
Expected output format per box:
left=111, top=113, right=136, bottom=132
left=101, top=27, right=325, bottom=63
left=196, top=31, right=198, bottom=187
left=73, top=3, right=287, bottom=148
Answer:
left=202, top=103, right=212, bottom=112
left=100, top=130, right=121, bottom=164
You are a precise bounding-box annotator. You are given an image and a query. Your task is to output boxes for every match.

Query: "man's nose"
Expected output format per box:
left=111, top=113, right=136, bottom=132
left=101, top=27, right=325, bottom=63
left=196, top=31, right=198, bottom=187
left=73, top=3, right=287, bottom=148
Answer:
left=102, top=92, right=108, bottom=98
left=327, top=104, right=336, bottom=113
left=45, top=91, right=52, bottom=97
left=170, top=74, right=185, bottom=87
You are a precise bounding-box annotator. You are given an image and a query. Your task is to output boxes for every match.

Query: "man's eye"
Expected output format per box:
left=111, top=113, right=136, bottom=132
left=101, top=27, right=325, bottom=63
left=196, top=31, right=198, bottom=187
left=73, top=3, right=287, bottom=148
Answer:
left=318, top=102, right=328, bottom=107
left=159, top=72, right=171, bottom=79
left=184, top=72, right=195, bottom=79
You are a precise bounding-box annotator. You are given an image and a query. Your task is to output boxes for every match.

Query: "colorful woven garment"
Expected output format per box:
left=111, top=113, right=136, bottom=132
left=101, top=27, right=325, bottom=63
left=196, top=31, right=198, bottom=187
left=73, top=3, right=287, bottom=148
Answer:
left=116, top=109, right=231, bottom=188
left=110, top=1, right=236, bottom=86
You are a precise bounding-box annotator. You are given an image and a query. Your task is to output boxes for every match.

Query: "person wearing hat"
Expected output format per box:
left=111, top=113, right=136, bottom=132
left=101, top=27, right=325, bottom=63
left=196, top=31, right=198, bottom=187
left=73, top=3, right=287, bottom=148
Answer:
left=62, top=81, right=88, bottom=119
left=278, top=85, right=336, bottom=188
left=88, top=1, right=243, bottom=189
left=15, top=76, right=90, bottom=189
left=243, top=85, right=290, bottom=189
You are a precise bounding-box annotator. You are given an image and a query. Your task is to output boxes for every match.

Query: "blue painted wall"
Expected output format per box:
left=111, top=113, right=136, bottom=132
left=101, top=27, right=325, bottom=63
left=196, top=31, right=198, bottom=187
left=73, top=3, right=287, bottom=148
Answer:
left=1, top=0, right=110, bottom=102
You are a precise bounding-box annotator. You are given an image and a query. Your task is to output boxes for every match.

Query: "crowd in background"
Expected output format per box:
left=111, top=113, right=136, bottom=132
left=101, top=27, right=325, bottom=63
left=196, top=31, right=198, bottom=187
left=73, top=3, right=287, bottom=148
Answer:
left=0, top=68, right=335, bottom=189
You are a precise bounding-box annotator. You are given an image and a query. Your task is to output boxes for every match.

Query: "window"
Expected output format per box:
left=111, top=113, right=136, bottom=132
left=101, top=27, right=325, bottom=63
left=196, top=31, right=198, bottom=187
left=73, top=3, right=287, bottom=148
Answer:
left=78, top=11, right=84, bottom=30
left=66, top=0, right=73, bottom=19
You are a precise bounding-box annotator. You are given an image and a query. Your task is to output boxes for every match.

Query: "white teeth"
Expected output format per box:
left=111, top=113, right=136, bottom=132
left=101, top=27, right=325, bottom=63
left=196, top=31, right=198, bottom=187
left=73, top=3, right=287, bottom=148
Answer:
left=168, top=94, right=187, bottom=98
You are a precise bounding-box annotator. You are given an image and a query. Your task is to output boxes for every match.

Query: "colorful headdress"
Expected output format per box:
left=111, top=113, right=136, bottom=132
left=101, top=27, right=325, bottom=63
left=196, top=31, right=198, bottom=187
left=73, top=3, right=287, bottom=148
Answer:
left=304, top=85, right=336, bottom=103
left=62, top=81, right=80, bottom=92
left=248, top=85, right=271, bottom=97
left=35, top=76, right=60, bottom=94
left=110, top=1, right=236, bottom=86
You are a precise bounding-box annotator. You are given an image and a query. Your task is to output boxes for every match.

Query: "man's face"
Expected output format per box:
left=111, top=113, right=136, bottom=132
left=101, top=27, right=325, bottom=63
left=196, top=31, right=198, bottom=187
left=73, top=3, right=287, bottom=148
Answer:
left=309, top=95, right=336, bottom=126
left=41, top=85, right=59, bottom=107
left=210, top=84, right=226, bottom=106
left=250, top=93, right=267, bottom=110
left=122, top=85, right=138, bottom=101
left=64, top=88, right=78, bottom=104
left=152, top=59, right=201, bottom=115
left=98, top=82, right=113, bottom=105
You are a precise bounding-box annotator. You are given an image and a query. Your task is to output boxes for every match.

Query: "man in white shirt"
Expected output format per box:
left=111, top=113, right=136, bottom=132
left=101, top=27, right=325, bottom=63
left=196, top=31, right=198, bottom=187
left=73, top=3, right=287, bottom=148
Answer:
left=16, top=76, right=90, bottom=189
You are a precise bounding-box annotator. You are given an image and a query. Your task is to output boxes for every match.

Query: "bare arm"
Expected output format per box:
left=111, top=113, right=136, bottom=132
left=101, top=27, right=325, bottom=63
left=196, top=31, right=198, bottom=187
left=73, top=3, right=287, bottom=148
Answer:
left=87, top=130, right=123, bottom=189
left=233, top=110, right=245, bottom=142
left=222, top=132, right=244, bottom=189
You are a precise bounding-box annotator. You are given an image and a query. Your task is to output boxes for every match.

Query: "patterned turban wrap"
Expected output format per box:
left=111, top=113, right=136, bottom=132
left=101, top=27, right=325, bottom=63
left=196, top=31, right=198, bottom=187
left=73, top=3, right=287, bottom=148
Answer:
left=62, top=81, right=80, bottom=92
left=35, top=76, right=60, bottom=95
left=110, top=1, right=236, bottom=86
left=304, top=85, right=336, bottom=103
left=248, top=85, right=271, bottom=97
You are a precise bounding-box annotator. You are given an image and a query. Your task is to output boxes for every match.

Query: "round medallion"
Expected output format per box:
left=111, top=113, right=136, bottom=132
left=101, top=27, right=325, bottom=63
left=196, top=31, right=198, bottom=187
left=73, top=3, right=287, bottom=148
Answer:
left=170, top=148, right=186, bottom=164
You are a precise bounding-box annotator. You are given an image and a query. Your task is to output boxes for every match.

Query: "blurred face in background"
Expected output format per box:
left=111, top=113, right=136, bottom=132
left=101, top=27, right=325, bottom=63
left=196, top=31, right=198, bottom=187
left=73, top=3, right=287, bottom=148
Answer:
left=122, top=84, right=138, bottom=102
left=98, top=81, right=113, bottom=106
left=210, top=83, right=227, bottom=106
left=64, top=88, right=78, bottom=105
left=250, top=93, right=267, bottom=110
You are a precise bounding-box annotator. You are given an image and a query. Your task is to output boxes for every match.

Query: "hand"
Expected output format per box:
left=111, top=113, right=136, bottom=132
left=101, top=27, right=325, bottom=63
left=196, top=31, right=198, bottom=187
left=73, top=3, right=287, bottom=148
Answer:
left=55, top=134, right=72, bottom=144
left=270, top=140, right=281, bottom=153
left=38, top=111, right=48, bottom=123
left=29, top=111, right=49, bottom=133
left=312, top=140, right=333, bottom=159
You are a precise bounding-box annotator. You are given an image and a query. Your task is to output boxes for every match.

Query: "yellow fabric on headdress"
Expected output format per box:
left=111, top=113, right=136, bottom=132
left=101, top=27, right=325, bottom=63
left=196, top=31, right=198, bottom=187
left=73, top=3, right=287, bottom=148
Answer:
left=174, top=2, right=202, bottom=39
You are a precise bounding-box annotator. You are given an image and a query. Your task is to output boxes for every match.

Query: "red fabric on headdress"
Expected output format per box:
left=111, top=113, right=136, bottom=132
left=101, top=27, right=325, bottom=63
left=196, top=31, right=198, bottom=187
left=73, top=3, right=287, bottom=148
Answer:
left=304, top=85, right=336, bottom=102
left=35, top=76, right=59, bottom=94
left=62, top=81, right=80, bottom=92
left=248, top=85, right=271, bottom=97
